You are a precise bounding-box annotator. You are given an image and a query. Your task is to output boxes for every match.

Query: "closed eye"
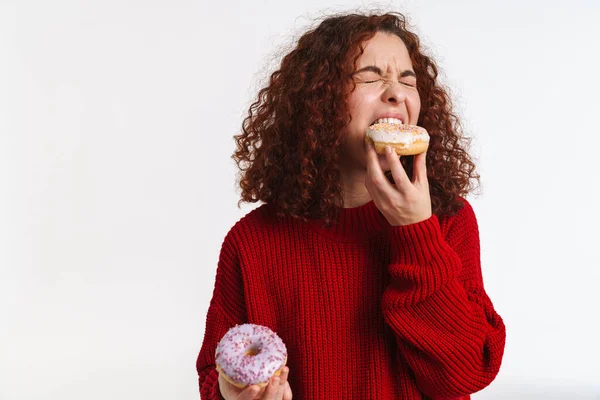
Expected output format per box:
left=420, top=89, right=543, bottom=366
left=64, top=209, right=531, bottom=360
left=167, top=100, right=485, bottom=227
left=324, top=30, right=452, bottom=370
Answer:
left=362, top=80, right=417, bottom=87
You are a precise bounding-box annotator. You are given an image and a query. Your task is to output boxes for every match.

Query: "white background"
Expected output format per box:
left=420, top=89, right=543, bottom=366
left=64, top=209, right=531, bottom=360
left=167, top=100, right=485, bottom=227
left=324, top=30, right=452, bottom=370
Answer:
left=1, top=0, right=599, bottom=399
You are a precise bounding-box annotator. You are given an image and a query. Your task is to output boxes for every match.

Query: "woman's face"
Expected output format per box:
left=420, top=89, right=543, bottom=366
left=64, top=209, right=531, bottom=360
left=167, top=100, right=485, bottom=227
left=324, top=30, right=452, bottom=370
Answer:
left=339, top=31, right=421, bottom=173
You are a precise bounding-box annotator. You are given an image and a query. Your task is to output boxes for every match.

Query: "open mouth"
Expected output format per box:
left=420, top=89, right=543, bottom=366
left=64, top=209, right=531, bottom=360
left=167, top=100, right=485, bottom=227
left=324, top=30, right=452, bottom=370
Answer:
left=369, top=117, right=404, bottom=127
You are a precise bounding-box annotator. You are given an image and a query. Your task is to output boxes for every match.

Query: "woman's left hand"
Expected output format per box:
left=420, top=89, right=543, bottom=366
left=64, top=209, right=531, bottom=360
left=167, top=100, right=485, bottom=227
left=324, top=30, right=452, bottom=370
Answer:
left=365, top=144, right=432, bottom=226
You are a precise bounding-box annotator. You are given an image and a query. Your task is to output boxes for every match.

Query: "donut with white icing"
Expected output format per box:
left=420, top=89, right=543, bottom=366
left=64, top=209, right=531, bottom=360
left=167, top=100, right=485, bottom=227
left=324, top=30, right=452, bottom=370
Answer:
left=215, top=324, right=288, bottom=389
left=365, top=122, right=430, bottom=156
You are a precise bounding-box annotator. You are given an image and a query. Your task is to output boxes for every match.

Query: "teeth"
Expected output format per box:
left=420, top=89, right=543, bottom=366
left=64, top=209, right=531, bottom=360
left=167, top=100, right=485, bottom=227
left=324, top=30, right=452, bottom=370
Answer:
left=372, top=117, right=403, bottom=126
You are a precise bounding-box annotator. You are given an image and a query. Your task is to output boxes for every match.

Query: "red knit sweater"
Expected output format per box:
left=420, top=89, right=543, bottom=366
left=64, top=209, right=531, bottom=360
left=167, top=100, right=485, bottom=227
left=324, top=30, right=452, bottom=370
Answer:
left=197, top=197, right=506, bottom=399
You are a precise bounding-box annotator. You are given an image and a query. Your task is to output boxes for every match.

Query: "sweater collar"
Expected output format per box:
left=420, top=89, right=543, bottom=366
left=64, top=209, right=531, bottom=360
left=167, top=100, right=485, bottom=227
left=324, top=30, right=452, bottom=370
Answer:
left=305, top=200, right=392, bottom=242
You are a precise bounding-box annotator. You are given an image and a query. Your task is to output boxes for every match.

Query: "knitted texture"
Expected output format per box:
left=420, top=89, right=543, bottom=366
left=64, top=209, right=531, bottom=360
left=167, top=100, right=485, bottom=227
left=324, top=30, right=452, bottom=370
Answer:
left=197, top=198, right=506, bottom=399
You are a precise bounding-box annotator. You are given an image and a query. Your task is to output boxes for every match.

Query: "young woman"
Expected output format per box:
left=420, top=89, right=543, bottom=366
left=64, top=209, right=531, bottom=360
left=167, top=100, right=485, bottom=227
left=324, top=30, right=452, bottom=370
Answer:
left=197, top=12, right=506, bottom=400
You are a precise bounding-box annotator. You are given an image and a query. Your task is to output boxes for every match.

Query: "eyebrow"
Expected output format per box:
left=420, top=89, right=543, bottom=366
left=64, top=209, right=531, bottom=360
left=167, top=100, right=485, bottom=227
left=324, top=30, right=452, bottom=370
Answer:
left=353, top=65, right=416, bottom=78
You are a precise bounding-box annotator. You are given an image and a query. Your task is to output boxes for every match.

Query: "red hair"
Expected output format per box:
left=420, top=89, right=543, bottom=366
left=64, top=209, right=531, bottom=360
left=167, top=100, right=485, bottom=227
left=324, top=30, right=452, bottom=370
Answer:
left=232, top=12, right=481, bottom=226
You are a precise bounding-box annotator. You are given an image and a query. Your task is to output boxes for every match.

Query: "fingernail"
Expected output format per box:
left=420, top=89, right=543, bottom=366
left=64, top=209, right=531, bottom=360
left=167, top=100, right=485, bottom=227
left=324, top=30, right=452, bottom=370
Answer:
left=385, top=146, right=391, bottom=154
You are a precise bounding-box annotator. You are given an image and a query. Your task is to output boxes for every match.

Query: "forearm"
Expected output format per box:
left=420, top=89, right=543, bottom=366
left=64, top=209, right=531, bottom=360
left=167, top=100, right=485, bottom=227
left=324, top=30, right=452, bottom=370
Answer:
left=382, top=211, right=506, bottom=398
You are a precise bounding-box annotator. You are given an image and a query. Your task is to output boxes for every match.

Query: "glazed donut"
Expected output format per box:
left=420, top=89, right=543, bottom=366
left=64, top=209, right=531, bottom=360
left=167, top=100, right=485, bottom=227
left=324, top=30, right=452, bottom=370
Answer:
left=365, top=122, right=430, bottom=156
left=215, top=324, right=287, bottom=389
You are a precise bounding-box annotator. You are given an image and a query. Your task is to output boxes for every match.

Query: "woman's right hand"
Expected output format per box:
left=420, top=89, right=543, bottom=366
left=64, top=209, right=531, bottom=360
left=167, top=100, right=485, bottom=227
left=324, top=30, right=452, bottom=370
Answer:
left=218, top=367, right=292, bottom=400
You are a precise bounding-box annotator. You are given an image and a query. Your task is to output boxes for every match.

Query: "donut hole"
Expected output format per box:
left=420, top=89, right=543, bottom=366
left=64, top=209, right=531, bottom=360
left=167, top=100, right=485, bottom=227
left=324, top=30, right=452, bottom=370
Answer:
left=244, top=344, right=261, bottom=357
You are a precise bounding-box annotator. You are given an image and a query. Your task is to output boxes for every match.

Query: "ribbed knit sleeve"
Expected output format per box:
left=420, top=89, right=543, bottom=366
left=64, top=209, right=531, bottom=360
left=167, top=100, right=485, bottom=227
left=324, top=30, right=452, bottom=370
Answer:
left=197, top=230, right=247, bottom=400
left=381, top=200, right=506, bottom=399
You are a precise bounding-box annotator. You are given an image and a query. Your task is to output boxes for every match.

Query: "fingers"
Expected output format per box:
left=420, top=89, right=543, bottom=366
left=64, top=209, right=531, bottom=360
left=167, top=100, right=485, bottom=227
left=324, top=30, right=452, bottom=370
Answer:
left=365, top=143, right=387, bottom=182
left=219, top=373, right=249, bottom=400
left=412, top=150, right=428, bottom=185
left=283, top=382, right=292, bottom=400
left=274, top=367, right=290, bottom=399
left=384, top=146, right=410, bottom=191
left=231, top=367, right=291, bottom=400
left=365, top=143, right=397, bottom=201
left=261, top=367, right=289, bottom=400
left=236, top=384, right=261, bottom=400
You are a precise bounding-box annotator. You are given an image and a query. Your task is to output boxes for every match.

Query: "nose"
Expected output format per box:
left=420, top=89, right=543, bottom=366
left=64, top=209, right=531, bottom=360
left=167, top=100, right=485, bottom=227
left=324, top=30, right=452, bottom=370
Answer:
left=381, top=81, right=408, bottom=104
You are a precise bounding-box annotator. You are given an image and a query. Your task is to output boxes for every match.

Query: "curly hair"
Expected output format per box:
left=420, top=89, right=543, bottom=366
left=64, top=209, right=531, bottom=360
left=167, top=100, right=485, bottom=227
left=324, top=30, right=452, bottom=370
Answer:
left=232, top=11, right=481, bottom=227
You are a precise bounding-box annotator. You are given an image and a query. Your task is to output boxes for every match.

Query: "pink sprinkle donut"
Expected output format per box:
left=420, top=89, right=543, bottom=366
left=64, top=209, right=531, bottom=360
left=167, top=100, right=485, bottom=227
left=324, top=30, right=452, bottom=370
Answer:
left=215, top=324, right=287, bottom=388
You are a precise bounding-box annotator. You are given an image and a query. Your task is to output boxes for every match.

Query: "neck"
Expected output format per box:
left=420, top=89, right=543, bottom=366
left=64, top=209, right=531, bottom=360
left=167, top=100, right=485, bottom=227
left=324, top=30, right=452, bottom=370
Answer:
left=339, top=168, right=371, bottom=208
